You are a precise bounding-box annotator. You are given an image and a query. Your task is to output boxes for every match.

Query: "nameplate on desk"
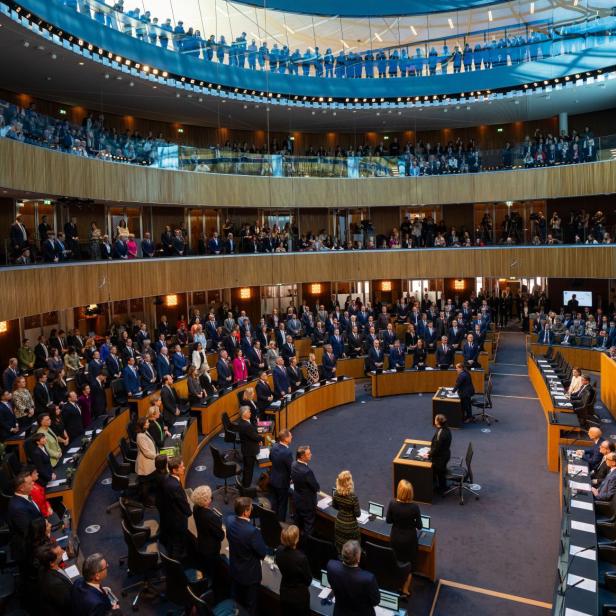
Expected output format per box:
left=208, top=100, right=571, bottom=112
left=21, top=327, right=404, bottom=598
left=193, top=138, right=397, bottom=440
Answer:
left=569, top=480, right=591, bottom=492
left=67, top=447, right=80, bottom=454
left=317, top=496, right=332, bottom=510
left=174, top=420, right=188, bottom=427
left=567, top=464, right=588, bottom=477
left=571, top=521, right=596, bottom=534
left=565, top=608, right=594, bottom=616
left=569, top=545, right=596, bottom=560
left=566, top=574, right=596, bottom=592
left=257, top=448, right=270, bottom=461
left=571, top=499, right=593, bottom=511
left=47, top=479, right=67, bottom=488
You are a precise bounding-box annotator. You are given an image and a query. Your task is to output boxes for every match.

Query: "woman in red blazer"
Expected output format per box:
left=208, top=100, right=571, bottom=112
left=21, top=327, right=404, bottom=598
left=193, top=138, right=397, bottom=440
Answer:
left=232, top=349, right=249, bottom=383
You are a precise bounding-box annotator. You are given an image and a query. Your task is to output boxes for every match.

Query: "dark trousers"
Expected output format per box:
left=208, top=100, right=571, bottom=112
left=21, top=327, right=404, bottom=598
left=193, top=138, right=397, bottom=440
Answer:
left=294, top=506, right=315, bottom=537
left=270, top=485, right=289, bottom=521
left=433, top=461, right=448, bottom=492
left=231, top=580, right=259, bottom=616
left=242, top=455, right=256, bottom=488
left=460, top=395, right=472, bottom=419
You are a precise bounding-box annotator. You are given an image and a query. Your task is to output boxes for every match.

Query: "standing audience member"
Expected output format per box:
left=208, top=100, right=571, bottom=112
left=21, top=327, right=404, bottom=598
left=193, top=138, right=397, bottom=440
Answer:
left=275, top=525, right=312, bottom=616
left=428, top=414, right=452, bottom=493
left=269, top=429, right=293, bottom=521
left=70, top=553, right=121, bottom=614
left=159, top=457, right=191, bottom=559
left=291, top=445, right=320, bottom=539
left=332, top=470, right=361, bottom=554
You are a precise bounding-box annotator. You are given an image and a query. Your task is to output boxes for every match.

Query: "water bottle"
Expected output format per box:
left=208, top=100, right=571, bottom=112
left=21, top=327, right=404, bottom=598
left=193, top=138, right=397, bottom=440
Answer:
left=63, top=510, right=72, bottom=532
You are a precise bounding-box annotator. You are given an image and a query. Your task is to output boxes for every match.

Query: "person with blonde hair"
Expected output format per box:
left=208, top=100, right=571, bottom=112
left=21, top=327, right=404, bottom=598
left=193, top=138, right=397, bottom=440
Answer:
left=192, top=484, right=224, bottom=598
left=332, top=470, right=361, bottom=554
left=275, top=524, right=312, bottom=615
left=386, top=479, right=423, bottom=598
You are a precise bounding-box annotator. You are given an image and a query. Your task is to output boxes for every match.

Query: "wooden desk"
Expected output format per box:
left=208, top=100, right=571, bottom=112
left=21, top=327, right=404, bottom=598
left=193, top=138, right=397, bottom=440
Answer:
left=294, top=338, right=313, bottom=358
left=130, top=376, right=190, bottom=418
left=283, top=379, right=355, bottom=431
left=601, top=353, right=616, bottom=418
left=371, top=368, right=484, bottom=398
left=335, top=357, right=367, bottom=379
left=392, top=439, right=434, bottom=504
left=314, top=490, right=437, bottom=582
left=530, top=343, right=602, bottom=373
left=527, top=355, right=587, bottom=472
left=399, top=351, right=489, bottom=372
left=432, top=388, right=464, bottom=429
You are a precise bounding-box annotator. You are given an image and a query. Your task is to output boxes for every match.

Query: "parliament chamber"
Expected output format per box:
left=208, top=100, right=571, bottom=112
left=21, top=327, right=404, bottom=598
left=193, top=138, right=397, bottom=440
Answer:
left=1, top=0, right=616, bottom=614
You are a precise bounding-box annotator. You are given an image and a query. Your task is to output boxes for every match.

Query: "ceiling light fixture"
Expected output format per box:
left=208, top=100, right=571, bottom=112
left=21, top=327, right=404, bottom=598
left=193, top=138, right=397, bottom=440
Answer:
left=448, top=18, right=454, bottom=29
left=410, top=25, right=417, bottom=36
left=530, top=1, right=535, bottom=13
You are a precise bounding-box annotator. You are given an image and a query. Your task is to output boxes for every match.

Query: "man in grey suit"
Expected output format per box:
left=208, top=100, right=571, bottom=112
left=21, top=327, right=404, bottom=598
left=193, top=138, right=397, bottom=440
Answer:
left=593, top=452, right=616, bottom=500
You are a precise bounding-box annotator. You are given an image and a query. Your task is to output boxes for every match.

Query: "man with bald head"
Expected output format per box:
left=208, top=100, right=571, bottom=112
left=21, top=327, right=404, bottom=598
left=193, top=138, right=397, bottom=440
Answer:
left=577, top=426, right=603, bottom=472
left=592, top=440, right=616, bottom=487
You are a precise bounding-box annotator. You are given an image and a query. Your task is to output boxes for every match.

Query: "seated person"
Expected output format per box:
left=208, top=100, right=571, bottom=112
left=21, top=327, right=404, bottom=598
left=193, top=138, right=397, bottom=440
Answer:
left=577, top=426, right=603, bottom=471
left=591, top=440, right=615, bottom=487
left=571, top=375, right=594, bottom=410
left=592, top=452, right=616, bottom=500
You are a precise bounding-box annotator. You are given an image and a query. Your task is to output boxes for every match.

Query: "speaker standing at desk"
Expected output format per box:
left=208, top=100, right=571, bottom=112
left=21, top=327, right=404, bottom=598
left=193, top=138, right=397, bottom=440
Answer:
left=452, top=363, right=474, bottom=423
left=430, top=415, right=452, bottom=493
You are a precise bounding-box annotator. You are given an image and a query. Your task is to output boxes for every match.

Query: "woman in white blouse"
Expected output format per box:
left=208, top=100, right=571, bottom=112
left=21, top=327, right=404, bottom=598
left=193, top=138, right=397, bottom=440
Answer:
left=191, top=342, right=209, bottom=375
left=567, top=367, right=583, bottom=397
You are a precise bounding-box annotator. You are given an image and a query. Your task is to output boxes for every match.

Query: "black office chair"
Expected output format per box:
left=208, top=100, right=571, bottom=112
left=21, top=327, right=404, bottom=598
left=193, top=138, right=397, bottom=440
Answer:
left=111, top=378, right=129, bottom=406
left=210, top=445, right=241, bottom=504
left=186, top=586, right=250, bottom=616
left=364, top=541, right=407, bottom=593
left=159, top=547, right=209, bottom=610
left=120, top=521, right=162, bottom=610
left=120, top=437, right=137, bottom=472
left=221, top=412, right=240, bottom=449
left=253, top=503, right=282, bottom=551
left=471, top=377, right=497, bottom=426
left=444, top=442, right=480, bottom=505
left=120, top=497, right=159, bottom=541
left=305, top=534, right=337, bottom=578
left=106, top=452, right=139, bottom=514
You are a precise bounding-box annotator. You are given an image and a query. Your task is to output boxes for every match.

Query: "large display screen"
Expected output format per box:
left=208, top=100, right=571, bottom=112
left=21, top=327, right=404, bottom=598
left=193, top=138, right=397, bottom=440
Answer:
left=563, top=291, right=592, bottom=307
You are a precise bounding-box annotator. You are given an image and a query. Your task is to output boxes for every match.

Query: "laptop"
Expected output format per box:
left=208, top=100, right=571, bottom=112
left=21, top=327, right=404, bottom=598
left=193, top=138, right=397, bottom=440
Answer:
left=320, top=569, right=330, bottom=588
left=368, top=501, right=384, bottom=520
left=378, top=590, right=400, bottom=612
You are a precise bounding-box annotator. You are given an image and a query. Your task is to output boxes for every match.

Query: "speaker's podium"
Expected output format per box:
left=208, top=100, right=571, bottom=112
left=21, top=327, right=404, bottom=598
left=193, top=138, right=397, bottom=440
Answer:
left=392, top=438, right=433, bottom=504
left=432, top=387, right=464, bottom=428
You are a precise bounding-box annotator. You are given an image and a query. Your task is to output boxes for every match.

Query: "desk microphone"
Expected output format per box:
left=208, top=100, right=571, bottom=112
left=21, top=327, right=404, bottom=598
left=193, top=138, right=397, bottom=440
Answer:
left=558, top=543, right=597, bottom=596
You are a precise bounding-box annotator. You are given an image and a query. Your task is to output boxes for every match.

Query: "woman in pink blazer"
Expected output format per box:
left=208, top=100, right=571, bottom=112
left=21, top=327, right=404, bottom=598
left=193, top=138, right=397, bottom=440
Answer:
left=232, top=349, right=248, bottom=383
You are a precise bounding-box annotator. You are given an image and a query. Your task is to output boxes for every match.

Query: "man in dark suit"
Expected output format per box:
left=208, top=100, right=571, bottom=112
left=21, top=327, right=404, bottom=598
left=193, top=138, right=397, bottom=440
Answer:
left=593, top=453, right=616, bottom=500
left=159, top=457, right=192, bottom=559
left=90, top=374, right=107, bottom=418
left=225, top=496, right=267, bottom=616
left=37, top=544, right=74, bottom=616
left=30, top=432, right=54, bottom=487
left=452, top=362, right=475, bottom=422
left=7, top=471, right=44, bottom=568
left=0, top=390, right=19, bottom=441
left=105, top=346, right=122, bottom=380
left=538, top=324, right=555, bottom=345
left=580, top=426, right=604, bottom=471
left=322, top=344, right=337, bottom=379
left=291, top=445, right=319, bottom=537
left=139, top=354, right=158, bottom=393
left=33, top=371, right=53, bottom=415
left=368, top=340, right=385, bottom=372
left=571, top=376, right=595, bottom=410
left=429, top=413, right=452, bottom=492
left=448, top=319, right=465, bottom=349
left=280, top=335, right=296, bottom=367
left=235, top=407, right=262, bottom=488
left=3, top=358, right=19, bottom=393
left=591, top=439, right=615, bottom=486
left=208, top=231, right=223, bottom=255
left=161, top=375, right=189, bottom=426
left=34, top=336, right=50, bottom=369
left=256, top=371, right=274, bottom=417
left=62, top=391, right=84, bottom=441
left=70, top=553, right=120, bottom=615
left=327, top=540, right=380, bottom=616
left=329, top=329, right=346, bottom=359
left=245, top=341, right=265, bottom=377
left=422, top=321, right=438, bottom=351
left=122, top=357, right=142, bottom=397
left=273, top=357, right=291, bottom=398
left=286, top=356, right=304, bottom=391
left=156, top=347, right=172, bottom=380
left=216, top=350, right=233, bottom=389
left=269, top=429, right=293, bottom=521
left=346, top=326, right=363, bottom=358
left=435, top=336, right=454, bottom=368
left=462, top=333, right=480, bottom=368
left=388, top=339, right=406, bottom=369
left=88, top=351, right=105, bottom=384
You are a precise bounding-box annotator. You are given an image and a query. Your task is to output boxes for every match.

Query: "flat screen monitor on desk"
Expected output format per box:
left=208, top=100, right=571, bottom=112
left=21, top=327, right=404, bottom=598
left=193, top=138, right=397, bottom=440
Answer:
left=421, top=514, right=431, bottom=530
left=368, top=501, right=384, bottom=519
left=378, top=590, right=400, bottom=611
left=321, top=569, right=330, bottom=588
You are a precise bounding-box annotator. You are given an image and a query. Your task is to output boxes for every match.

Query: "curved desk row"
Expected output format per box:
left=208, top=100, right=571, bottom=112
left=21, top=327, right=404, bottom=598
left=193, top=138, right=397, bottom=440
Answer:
left=371, top=368, right=485, bottom=398
left=530, top=342, right=606, bottom=373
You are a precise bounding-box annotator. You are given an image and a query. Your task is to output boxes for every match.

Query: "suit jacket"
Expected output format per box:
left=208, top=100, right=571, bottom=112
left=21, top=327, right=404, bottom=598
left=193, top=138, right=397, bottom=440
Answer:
left=39, top=568, right=73, bottom=616
left=88, top=359, right=104, bottom=381
left=105, top=354, right=122, bottom=378
left=448, top=327, right=464, bottom=346
left=225, top=516, right=267, bottom=585
left=70, top=578, right=112, bottom=616
left=330, top=336, right=345, bottom=358
left=593, top=458, right=609, bottom=485
left=273, top=365, right=290, bottom=397
left=367, top=347, right=384, bottom=372
left=539, top=329, right=555, bottom=345
left=7, top=495, right=43, bottom=563
left=598, top=469, right=616, bottom=501
left=275, top=546, right=312, bottom=610
left=161, top=385, right=181, bottom=425
left=291, top=461, right=319, bottom=512
left=572, top=385, right=595, bottom=410
left=435, top=344, right=454, bottom=367
left=136, top=431, right=157, bottom=476
left=256, top=380, right=274, bottom=413
left=430, top=426, right=452, bottom=466
left=0, top=402, right=17, bottom=440
left=236, top=418, right=261, bottom=458
left=453, top=370, right=475, bottom=398
left=322, top=352, right=337, bottom=379
left=287, top=365, right=304, bottom=390
left=122, top=366, right=141, bottom=395
left=462, top=342, right=479, bottom=363
left=281, top=342, right=296, bottom=366
left=34, top=342, right=50, bottom=369
left=194, top=505, right=224, bottom=558
left=583, top=440, right=603, bottom=471
left=171, top=352, right=187, bottom=378
left=326, top=560, right=380, bottom=616
left=160, top=475, right=191, bottom=535
left=270, top=442, right=293, bottom=489
left=34, top=382, right=52, bottom=414
left=62, top=402, right=84, bottom=442
left=139, top=361, right=158, bottom=388
left=31, top=445, right=53, bottom=486
left=2, top=367, right=18, bottom=393
left=90, top=379, right=107, bottom=418
left=156, top=354, right=172, bottom=379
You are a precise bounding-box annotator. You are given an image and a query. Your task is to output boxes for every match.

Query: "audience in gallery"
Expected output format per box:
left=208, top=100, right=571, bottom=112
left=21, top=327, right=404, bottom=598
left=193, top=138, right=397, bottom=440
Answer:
left=7, top=205, right=615, bottom=267
left=0, top=98, right=603, bottom=179
left=69, top=0, right=611, bottom=79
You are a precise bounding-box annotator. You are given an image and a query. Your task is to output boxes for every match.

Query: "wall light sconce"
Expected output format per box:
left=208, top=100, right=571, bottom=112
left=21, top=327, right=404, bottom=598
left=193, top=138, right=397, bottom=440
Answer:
left=454, top=280, right=466, bottom=290
left=310, top=283, right=322, bottom=295
left=239, top=288, right=252, bottom=299
left=381, top=281, right=392, bottom=291
left=166, top=294, right=178, bottom=306
left=0, top=322, right=7, bottom=333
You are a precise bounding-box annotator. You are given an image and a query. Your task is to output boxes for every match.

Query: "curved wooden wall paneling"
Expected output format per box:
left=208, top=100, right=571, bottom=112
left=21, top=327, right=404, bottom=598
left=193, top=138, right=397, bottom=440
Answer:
left=1, top=139, right=616, bottom=207
left=1, top=246, right=615, bottom=321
